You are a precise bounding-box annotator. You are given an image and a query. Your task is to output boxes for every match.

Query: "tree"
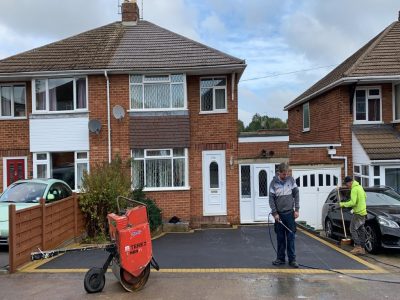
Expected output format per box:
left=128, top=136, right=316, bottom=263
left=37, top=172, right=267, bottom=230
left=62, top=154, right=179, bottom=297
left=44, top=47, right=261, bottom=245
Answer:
left=238, top=120, right=245, bottom=132
left=238, top=114, right=287, bottom=132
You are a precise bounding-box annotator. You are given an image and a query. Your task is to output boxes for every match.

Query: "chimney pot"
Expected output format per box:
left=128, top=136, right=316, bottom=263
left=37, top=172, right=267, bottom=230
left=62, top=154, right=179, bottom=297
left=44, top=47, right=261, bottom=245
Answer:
left=122, top=0, right=139, bottom=24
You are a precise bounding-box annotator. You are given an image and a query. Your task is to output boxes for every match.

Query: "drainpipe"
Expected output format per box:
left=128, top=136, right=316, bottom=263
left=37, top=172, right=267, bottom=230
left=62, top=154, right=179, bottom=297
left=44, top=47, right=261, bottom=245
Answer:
left=104, top=70, right=111, bottom=163
left=330, top=154, right=348, bottom=177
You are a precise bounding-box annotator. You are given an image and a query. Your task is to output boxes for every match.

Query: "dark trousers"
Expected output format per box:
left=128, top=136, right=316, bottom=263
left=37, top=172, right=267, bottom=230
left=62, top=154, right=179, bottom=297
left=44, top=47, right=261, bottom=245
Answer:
left=274, top=211, right=296, bottom=262
left=350, top=214, right=366, bottom=248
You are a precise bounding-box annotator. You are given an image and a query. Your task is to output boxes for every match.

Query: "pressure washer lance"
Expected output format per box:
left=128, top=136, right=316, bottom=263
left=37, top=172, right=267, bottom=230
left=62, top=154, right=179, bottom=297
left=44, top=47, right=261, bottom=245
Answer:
left=337, top=186, right=352, bottom=246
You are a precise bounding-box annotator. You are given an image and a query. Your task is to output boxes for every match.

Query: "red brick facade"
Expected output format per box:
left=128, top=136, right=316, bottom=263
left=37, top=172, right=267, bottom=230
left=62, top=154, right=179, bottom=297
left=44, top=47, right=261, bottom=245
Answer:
left=238, top=141, right=288, bottom=160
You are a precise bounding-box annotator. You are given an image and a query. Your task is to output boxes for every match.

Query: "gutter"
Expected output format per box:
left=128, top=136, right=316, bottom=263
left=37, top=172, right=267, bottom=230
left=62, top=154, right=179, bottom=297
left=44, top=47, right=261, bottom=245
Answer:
left=104, top=70, right=111, bottom=164
left=285, top=75, right=400, bottom=110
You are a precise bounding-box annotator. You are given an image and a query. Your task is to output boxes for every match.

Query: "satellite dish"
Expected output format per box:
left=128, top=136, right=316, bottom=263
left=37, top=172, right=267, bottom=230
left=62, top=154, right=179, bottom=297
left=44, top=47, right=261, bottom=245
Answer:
left=112, top=105, right=125, bottom=120
left=88, top=119, right=102, bottom=134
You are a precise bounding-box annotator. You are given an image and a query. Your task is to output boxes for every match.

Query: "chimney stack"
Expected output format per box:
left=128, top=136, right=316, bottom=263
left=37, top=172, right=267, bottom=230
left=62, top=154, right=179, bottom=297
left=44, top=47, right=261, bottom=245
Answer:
left=122, top=0, right=140, bottom=24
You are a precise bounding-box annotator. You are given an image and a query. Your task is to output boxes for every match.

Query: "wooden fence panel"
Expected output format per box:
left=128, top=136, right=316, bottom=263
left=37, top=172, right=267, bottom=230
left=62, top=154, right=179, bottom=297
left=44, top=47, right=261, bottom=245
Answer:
left=9, top=194, right=85, bottom=273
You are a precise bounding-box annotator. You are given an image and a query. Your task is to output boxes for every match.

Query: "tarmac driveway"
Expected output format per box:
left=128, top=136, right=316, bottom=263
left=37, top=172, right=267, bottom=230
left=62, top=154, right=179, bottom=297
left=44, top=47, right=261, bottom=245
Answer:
left=34, top=225, right=380, bottom=273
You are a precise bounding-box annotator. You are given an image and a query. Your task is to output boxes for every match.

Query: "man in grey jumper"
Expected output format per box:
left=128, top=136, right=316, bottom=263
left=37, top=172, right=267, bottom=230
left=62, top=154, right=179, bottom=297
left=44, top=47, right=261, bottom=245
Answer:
left=269, top=163, right=300, bottom=268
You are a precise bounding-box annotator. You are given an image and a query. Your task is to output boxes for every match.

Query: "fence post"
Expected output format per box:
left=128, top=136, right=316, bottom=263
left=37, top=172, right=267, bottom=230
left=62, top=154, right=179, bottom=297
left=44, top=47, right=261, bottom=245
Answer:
left=40, top=198, right=46, bottom=250
left=8, top=204, right=16, bottom=273
left=73, top=194, right=78, bottom=238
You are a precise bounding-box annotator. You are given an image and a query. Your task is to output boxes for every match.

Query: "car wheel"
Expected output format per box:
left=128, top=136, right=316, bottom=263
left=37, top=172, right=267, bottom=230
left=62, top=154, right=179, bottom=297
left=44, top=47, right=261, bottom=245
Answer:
left=365, top=224, right=380, bottom=254
left=325, top=218, right=335, bottom=239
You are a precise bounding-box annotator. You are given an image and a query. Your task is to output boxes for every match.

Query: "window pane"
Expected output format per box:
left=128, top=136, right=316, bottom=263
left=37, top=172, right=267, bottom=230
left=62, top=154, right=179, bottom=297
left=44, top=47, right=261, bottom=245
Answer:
left=147, top=150, right=170, bottom=157
left=171, top=84, right=184, bottom=108
left=374, top=166, right=380, bottom=176
left=354, top=165, right=360, bottom=173
left=310, top=174, right=315, bottom=187
left=362, top=165, right=369, bottom=176
left=333, top=176, right=338, bottom=186
left=76, top=78, right=87, bottom=109
left=146, top=159, right=172, bottom=187
left=171, top=74, right=184, bottom=83
left=52, top=152, right=74, bottom=189
left=130, top=75, right=143, bottom=83
left=395, top=84, right=400, bottom=120
left=215, top=89, right=226, bottom=109
left=173, top=148, right=185, bottom=157
left=133, top=149, right=144, bottom=158
left=214, top=78, right=226, bottom=86
left=173, top=158, right=185, bottom=187
left=385, top=168, right=400, bottom=194
left=36, top=153, right=47, bottom=160
left=362, top=177, right=369, bottom=187
left=131, top=85, right=143, bottom=109
left=144, top=84, right=170, bottom=108
left=374, top=178, right=380, bottom=186
left=295, top=177, right=300, bottom=187
left=368, top=98, right=380, bottom=121
left=258, top=170, right=268, bottom=197
left=303, top=103, right=310, bottom=129
left=201, top=88, right=213, bottom=111
left=13, top=86, right=26, bottom=117
left=49, top=78, right=74, bottom=111
left=76, top=163, right=88, bottom=189
left=241, top=166, right=251, bottom=197
left=77, top=152, right=88, bottom=159
left=200, top=78, right=214, bottom=88
left=35, top=80, right=46, bottom=110
left=133, top=160, right=144, bottom=188
left=303, top=175, right=308, bottom=187
left=369, top=89, right=380, bottom=96
left=37, top=164, right=47, bottom=178
left=210, top=162, right=219, bottom=188
left=1, top=86, right=11, bottom=116
left=356, top=90, right=366, bottom=120
left=318, top=174, right=323, bottom=186
left=144, top=75, right=169, bottom=82
left=326, top=174, right=331, bottom=186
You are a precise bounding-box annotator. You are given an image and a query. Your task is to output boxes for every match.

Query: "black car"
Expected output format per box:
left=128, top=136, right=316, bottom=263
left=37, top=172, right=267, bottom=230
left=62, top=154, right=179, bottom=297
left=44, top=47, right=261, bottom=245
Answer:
left=322, top=186, right=400, bottom=253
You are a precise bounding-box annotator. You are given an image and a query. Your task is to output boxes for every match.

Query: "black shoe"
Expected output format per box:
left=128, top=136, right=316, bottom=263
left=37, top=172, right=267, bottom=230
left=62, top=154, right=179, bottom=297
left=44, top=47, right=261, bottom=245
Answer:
left=272, top=259, right=285, bottom=266
left=289, top=261, right=299, bottom=268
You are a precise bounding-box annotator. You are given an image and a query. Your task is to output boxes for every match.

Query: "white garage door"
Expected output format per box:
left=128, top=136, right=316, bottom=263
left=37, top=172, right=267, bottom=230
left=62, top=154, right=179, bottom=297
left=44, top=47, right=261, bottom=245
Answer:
left=292, top=168, right=341, bottom=230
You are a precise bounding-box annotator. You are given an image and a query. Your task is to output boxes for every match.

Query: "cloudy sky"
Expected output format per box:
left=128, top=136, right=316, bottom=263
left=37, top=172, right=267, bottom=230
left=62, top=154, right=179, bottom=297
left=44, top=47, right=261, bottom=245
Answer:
left=0, top=0, right=399, bottom=125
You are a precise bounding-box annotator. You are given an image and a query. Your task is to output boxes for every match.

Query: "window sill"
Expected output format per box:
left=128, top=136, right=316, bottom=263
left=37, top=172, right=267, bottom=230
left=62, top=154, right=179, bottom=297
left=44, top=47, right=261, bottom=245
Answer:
left=31, top=110, right=89, bottom=115
left=302, top=128, right=310, bottom=133
left=129, top=108, right=188, bottom=112
left=141, top=186, right=191, bottom=192
left=391, top=120, right=400, bottom=124
left=353, top=121, right=383, bottom=125
left=0, top=117, right=27, bottom=120
left=199, top=110, right=228, bottom=115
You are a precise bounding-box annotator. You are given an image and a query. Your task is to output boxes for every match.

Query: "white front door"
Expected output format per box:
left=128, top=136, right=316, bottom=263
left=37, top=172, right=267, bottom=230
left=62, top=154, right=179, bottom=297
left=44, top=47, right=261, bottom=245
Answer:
left=253, top=165, right=274, bottom=221
left=202, top=150, right=227, bottom=216
left=292, top=168, right=341, bottom=230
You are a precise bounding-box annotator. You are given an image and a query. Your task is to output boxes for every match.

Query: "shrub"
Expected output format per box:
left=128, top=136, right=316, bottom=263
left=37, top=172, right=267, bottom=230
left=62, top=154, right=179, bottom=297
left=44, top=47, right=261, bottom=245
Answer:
left=130, top=187, right=162, bottom=232
left=79, top=156, right=131, bottom=238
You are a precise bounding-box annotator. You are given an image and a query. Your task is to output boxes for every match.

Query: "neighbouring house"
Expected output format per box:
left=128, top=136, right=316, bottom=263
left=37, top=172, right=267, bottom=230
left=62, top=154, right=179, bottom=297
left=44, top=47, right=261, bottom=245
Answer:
left=238, top=129, right=289, bottom=223
left=0, top=0, right=246, bottom=227
left=284, top=13, right=400, bottom=229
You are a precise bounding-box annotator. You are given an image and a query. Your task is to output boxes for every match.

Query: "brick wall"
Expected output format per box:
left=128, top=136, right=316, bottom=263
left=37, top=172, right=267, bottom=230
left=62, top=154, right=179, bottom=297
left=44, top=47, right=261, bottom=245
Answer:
left=238, top=141, right=288, bottom=159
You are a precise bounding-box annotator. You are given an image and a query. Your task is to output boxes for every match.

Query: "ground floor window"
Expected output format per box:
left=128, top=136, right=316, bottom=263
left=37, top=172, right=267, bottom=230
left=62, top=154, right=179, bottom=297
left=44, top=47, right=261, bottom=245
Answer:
left=385, top=168, right=400, bottom=193
left=132, top=148, right=188, bottom=189
left=33, top=151, right=89, bottom=190
left=353, top=164, right=370, bottom=187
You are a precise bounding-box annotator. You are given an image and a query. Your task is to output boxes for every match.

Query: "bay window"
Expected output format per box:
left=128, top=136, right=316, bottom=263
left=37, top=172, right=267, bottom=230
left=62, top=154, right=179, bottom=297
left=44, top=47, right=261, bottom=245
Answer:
left=200, top=77, right=227, bottom=112
left=0, top=84, right=26, bottom=118
left=130, top=74, right=186, bottom=110
left=32, top=77, right=87, bottom=112
left=132, top=148, right=188, bottom=189
left=354, top=87, right=381, bottom=123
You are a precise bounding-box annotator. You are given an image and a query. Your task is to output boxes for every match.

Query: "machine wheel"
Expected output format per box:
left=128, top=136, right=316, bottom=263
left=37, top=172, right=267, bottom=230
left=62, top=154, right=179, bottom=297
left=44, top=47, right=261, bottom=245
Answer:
left=119, top=263, right=151, bottom=292
left=365, top=224, right=380, bottom=254
left=84, top=267, right=106, bottom=293
left=325, top=219, right=335, bottom=239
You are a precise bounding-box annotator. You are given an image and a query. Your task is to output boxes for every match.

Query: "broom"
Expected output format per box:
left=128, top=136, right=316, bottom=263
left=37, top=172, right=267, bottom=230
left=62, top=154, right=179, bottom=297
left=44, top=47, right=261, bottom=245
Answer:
left=337, top=186, right=352, bottom=246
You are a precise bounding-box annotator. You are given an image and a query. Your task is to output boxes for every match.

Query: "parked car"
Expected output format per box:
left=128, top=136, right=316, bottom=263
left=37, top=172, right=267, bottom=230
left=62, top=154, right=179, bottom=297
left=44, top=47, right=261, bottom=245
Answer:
left=322, top=186, right=400, bottom=253
left=0, top=179, right=72, bottom=245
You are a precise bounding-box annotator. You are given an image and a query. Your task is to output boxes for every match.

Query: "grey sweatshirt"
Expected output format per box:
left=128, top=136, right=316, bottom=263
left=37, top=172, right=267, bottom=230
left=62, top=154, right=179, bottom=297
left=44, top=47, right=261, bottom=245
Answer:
left=269, top=175, right=300, bottom=215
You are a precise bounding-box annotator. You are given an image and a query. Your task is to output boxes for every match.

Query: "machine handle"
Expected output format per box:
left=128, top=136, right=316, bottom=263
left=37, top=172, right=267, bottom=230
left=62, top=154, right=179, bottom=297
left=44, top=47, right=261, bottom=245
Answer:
left=116, top=196, right=146, bottom=215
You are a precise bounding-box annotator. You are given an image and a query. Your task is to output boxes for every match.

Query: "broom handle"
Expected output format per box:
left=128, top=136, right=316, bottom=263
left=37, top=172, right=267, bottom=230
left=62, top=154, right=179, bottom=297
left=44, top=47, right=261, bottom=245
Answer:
left=337, top=187, right=348, bottom=239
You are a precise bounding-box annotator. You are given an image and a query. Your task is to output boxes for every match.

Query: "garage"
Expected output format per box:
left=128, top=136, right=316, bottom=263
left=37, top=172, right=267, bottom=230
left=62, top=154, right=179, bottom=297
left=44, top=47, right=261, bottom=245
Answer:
left=292, top=167, right=341, bottom=229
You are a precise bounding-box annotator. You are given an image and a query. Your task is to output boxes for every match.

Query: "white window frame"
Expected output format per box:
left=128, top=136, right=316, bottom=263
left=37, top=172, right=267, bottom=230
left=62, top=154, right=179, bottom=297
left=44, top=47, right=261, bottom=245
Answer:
left=353, top=86, right=383, bottom=124
left=129, top=74, right=187, bottom=111
left=303, top=102, right=310, bottom=132
left=33, top=152, right=51, bottom=179
left=2, top=156, right=28, bottom=191
left=31, top=76, right=89, bottom=113
left=0, top=83, right=27, bottom=120
left=353, top=164, right=371, bottom=187
left=392, top=82, right=400, bottom=122
left=199, top=76, right=228, bottom=114
left=131, top=148, right=189, bottom=191
left=74, top=151, right=89, bottom=191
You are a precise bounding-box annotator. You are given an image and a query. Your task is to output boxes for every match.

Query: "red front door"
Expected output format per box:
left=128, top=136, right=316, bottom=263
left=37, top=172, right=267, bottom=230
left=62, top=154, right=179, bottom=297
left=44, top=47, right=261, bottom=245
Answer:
left=6, top=159, right=25, bottom=187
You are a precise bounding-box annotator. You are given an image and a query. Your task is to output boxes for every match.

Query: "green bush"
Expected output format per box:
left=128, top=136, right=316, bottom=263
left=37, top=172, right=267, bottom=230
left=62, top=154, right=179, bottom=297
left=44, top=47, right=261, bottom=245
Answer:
left=79, top=156, right=131, bottom=238
left=130, top=187, right=162, bottom=232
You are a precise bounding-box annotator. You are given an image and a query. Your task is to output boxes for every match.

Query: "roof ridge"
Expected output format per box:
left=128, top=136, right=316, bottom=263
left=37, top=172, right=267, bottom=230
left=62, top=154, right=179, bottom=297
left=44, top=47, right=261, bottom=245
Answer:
left=140, top=20, right=245, bottom=65
left=344, top=21, right=398, bottom=76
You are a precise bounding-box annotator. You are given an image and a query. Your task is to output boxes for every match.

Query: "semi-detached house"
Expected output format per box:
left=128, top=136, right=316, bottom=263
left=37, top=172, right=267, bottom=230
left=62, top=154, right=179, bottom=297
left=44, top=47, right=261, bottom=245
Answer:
left=285, top=15, right=400, bottom=229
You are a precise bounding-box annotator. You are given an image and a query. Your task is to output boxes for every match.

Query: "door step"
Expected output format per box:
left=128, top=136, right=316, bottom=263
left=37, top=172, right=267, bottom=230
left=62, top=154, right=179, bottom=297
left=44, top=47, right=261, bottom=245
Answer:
left=200, top=223, right=232, bottom=229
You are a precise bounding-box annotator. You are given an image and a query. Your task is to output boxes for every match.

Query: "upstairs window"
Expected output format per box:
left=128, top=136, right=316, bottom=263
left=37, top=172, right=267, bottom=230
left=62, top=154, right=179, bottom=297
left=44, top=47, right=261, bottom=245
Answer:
left=394, top=83, right=400, bottom=121
left=200, top=77, right=227, bottom=112
left=354, top=87, right=381, bottom=123
left=0, top=84, right=26, bottom=118
left=32, top=77, right=87, bottom=113
left=130, top=74, right=186, bottom=110
left=303, top=102, right=310, bottom=131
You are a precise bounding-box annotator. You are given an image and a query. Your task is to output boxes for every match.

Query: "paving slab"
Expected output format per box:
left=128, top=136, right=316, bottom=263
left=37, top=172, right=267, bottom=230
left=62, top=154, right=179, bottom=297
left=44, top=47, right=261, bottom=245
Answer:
left=32, top=225, right=378, bottom=273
